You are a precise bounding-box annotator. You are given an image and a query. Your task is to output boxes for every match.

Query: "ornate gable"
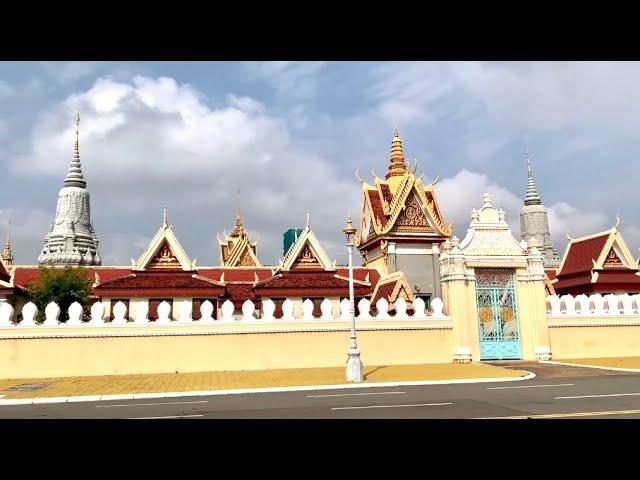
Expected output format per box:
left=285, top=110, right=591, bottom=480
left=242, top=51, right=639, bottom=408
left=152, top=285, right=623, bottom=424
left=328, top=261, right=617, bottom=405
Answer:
left=593, top=224, right=637, bottom=270
left=394, top=190, right=432, bottom=232
left=280, top=223, right=335, bottom=271
left=134, top=208, right=195, bottom=272
left=218, top=208, right=261, bottom=268
left=603, top=247, right=623, bottom=268
left=147, top=239, right=182, bottom=269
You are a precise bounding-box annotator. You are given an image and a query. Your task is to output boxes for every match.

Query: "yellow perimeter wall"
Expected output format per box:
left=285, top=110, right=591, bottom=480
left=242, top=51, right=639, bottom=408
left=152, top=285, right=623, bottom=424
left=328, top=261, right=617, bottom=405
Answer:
left=549, top=317, right=640, bottom=359
left=0, top=323, right=452, bottom=379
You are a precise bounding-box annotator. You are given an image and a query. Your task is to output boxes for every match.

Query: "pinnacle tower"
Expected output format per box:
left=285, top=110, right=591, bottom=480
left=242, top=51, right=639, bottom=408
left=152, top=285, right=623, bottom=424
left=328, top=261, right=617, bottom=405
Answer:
left=1, top=221, right=13, bottom=266
left=519, top=148, right=559, bottom=268
left=38, top=111, right=101, bottom=266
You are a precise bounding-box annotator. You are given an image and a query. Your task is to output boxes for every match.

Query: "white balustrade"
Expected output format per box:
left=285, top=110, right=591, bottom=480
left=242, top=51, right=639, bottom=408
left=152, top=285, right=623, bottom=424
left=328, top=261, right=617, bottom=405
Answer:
left=44, top=302, right=60, bottom=326
left=281, top=299, right=295, bottom=321
left=575, top=294, right=590, bottom=316
left=591, top=294, right=605, bottom=315
left=375, top=298, right=389, bottom=319
left=549, top=295, right=562, bottom=316
left=178, top=299, right=192, bottom=323
left=413, top=297, right=427, bottom=319
left=431, top=297, right=445, bottom=318
left=220, top=300, right=235, bottom=322
left=0, top=302, right=14, bottom=326
left=301, top=299, right=315, bottom=321
left=320, top=298, right=334, bottom=320
left=21, top=302, right=38, bottom=326
left=621, top=293, right=634, bottom=315
left=90, top=302, right=105, bottom=325
left=261, top=299, right=275, bottom=321
left=112, top=301, right=128, bottom=325
left=67, top=302, right=83, bottom=326
left=357, top=298, right=371, bottom=319
left=242, top=300, right=256, bottom=321
left=633, top=294, right=640, bottom=315
left=199, top=300, right=215, bottom=323
left=604, top=294, right=620, bottom=315
left=339, top=298, right=351, bottom=320
left=135, top=301, right=149, bottom=324
left=561, top=294, right=576, bottom=316
left=2, top=295, right=449, bottom=329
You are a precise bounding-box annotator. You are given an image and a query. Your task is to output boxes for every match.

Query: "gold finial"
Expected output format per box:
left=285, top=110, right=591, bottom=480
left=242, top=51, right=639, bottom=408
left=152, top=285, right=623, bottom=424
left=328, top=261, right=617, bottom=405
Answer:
left=306, top=211, right=311, bottom=229
left=2, top=219, right=13, bottom=266
left=163, top=205, right=168, bottom=227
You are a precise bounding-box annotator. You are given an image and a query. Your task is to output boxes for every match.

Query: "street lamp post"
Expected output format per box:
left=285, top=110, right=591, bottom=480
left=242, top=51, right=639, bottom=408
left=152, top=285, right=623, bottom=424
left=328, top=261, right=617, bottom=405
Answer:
left=343, top=215, right=363, bottom=382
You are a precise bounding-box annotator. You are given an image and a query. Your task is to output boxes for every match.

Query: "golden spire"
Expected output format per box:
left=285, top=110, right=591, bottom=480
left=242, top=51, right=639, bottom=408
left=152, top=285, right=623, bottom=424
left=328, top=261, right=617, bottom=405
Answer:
left=385, top=129, right=408, bottom=179
left=232, top=188, right=245, bottom=236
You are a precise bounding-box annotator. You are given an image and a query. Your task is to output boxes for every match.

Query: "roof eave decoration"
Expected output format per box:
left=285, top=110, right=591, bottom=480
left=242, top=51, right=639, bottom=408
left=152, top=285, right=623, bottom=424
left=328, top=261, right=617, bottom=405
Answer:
left=594, top=224, right=637, bottom=270
left=370, top=271, right=415, bottom=305
left=133, top=217, right=194, bottom=272
left=280, top=224, right=334, bottom=271
left=224, top=235, right=262, bottom=268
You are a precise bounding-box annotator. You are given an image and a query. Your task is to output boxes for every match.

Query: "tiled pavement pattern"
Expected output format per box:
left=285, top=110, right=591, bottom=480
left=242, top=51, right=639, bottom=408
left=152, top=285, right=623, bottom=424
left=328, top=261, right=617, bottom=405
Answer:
left=0, top=363, right=527, bottom=400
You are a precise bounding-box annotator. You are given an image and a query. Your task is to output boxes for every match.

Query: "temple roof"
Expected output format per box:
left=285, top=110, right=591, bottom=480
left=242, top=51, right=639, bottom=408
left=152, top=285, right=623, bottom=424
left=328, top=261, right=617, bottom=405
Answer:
left=94, top=270, right=225, bottom=297
left=369, top=271, right=415, bottom=308
left=357, top=131, right=452, bottom=247
left=218, top=196, right=261, bottom=268
left=554, top=220, right=640, bottom=293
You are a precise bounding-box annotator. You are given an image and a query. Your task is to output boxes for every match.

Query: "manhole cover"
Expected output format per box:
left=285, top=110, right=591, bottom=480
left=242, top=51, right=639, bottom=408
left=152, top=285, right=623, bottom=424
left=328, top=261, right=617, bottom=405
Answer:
left=5, top=383, right=50, bottom=392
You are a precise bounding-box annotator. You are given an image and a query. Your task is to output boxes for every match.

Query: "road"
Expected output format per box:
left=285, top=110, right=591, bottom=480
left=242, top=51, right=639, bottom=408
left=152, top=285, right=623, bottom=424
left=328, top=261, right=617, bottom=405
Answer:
left=1, top=362, right=639, bottom=419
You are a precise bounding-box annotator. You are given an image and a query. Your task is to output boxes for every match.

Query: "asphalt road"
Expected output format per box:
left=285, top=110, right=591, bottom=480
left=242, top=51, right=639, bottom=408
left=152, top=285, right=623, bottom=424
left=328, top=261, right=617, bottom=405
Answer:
left=2, top=363, right=640, bottom=419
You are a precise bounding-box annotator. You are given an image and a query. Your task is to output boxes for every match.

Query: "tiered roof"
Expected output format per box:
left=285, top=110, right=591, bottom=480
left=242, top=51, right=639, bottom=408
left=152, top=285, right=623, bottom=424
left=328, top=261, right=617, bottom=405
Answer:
left=554, top=219, right=640, bottom=294
left=218, top=197, right=261, bottom=268
left=357, top=130, right=452, bottom=251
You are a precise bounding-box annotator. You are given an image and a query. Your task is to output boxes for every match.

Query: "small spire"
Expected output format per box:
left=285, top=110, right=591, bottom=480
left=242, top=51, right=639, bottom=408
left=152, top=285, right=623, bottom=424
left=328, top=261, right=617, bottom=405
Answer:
left=306, top=211, right=311, bottom=229
left=64, top=109, right=86, bottom=189
left=163, top=205, right=168, bottom=227
left=385, top=129, right=408, bottom=179
left=2, top=219, right=13, bottom=266
left=231, top=188, right=245, bottom=237
left=524, top=147, right=542, bottom=206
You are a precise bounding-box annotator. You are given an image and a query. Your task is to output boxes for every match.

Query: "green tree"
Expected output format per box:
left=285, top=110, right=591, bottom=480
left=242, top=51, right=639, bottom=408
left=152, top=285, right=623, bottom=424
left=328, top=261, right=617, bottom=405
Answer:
left=25, top=266, right=92, bottom=322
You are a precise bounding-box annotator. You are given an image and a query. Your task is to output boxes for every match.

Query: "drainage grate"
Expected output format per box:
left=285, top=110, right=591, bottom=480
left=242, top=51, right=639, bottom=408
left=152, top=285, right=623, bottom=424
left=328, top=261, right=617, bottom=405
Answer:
left=5, top=383, right=50, bottom=392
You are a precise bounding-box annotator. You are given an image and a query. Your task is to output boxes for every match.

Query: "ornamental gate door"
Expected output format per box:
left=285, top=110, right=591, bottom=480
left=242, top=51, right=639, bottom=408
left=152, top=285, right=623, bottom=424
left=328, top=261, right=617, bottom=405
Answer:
left=475, top=268, right=521, bottom=360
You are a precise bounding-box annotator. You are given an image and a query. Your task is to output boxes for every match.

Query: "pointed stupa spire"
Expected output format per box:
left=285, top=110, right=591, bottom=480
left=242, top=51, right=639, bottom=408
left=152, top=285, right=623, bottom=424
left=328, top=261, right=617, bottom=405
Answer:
left=524, top=147, right=542, bottom=206
left=385, top=129, right=409, bottom=179
left=2, top=220, right=14, bottom=266
left=231, top=188, right=245, bottom=236
left=64, top=110, right=87, bottom=189
left=163, top=205, right=168, bottom=228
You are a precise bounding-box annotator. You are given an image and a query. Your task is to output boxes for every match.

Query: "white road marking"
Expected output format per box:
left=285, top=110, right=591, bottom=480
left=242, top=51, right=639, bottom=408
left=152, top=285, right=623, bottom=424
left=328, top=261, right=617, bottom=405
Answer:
left=127, top=414, right=204, bottom=419
left=332, top=402, right=453, bottom=411
left=97, top=400, right=208, bottom=408
left=307, top=391, right=405, bottom=398
left=556, top=392, right=640, bottom=400
left=487, top=383, right=574, bottom=390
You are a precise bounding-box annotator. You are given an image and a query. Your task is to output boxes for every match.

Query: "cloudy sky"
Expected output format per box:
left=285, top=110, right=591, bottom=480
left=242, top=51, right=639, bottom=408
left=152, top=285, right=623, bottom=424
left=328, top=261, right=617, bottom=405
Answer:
left=0, top=61, right=637, bottom=266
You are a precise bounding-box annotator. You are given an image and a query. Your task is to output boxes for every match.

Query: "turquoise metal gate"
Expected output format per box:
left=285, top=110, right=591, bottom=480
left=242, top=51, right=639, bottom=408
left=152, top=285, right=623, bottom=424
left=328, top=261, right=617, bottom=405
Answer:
left=475, top=268, right=521, bottom=360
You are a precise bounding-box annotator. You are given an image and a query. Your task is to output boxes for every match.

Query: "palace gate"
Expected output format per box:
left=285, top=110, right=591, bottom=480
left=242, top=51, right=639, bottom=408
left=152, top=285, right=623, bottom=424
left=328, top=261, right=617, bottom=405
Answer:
left=475, top=268, right=521, bottom=360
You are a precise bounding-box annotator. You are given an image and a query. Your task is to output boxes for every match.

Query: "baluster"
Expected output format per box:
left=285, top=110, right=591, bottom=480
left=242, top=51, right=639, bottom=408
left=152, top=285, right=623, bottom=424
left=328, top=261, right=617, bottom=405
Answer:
left=21, top=302, right=38, bottom=327
left=44, top=302, right=60, bottom=326
left=220, top=300, right=235, bottom=322
left=357, top=298, right=371, bottom=319
left=281, top=299, right=295, bottom=321
left=242, top=300, right=256, bottom=321
left=112, top=301, right=129, bottom=325
left=431, top=297, right=445, bottom=318
left=90, top=301, right=105, bottom=325
left=67, top=302, right=83, bottom=326
left=320, top=298, right=334, bottom=320
left=261, top=299, right=275, bottom=321
left=394, top=298, right=407, bottom=318
left=412, top=297, right=427, bottom=319
left=0, top=302, right=14, bottom=326
left=339, top=298, right=351, bottom=320
left=199, top=300, right=215, bottom=323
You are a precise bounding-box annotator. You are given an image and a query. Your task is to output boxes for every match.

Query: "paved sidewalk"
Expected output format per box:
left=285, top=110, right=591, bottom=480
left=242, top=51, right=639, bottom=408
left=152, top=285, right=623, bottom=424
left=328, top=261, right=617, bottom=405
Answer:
left=0, top=363, right=528, bottom=400
left=553, top=357, right=640, bottom=370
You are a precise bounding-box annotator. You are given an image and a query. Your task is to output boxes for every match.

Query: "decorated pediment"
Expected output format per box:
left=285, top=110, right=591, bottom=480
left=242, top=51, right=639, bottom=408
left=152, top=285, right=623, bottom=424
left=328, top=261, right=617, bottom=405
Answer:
left=134, top=209, right=195, bottom=271
left=603, top=247, right=623, bottom=267
left=291, top=242, right=323, bottom=269
left=394, top=190, right=433, bottom=232
left=147, top=240, right=182, bottom=269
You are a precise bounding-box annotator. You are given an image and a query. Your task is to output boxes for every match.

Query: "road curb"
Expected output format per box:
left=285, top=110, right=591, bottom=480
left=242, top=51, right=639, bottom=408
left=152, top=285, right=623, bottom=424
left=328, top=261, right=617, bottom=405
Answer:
left=540, top=360, right=640, bottom=373
left=0, top=371, right=535, bottom=406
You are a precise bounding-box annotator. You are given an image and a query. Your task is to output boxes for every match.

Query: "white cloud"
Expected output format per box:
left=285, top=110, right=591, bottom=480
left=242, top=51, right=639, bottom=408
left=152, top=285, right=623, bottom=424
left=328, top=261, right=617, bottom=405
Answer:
left=40, top=62, right=105, bottom=84
left=10, top=75, right=359, bottom=264
left=244, top=61, right=327, bottom=99
left=0, top=208, right=53, bottom=264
